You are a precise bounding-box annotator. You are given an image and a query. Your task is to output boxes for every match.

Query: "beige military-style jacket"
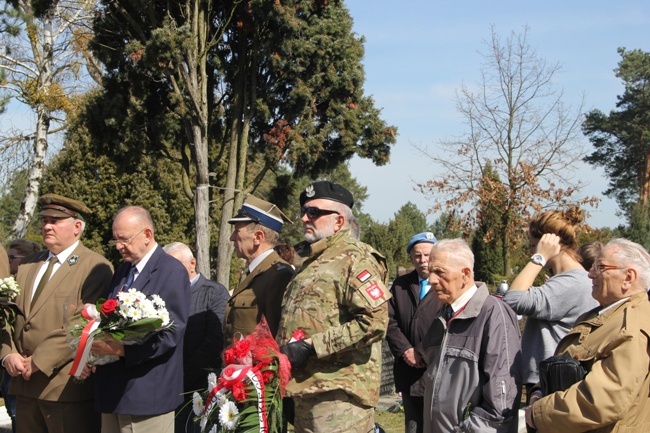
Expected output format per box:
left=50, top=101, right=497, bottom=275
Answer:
left=1, top=243, right=113, bottom=401
left=533, top=290, right=650, bottom=432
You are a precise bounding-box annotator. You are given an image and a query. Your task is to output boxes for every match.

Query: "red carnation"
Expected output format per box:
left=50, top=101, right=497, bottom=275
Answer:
left=101, top=299, right=118, bottom=316
left=231, top=381, right=247, bottom=402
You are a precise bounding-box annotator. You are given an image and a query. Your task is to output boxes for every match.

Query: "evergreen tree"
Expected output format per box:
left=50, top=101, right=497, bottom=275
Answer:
left=84, top=0, right=396, bottom=284
left=583, top=48, right=650, bottom=217
left=471, top=162, right=505, bottom=284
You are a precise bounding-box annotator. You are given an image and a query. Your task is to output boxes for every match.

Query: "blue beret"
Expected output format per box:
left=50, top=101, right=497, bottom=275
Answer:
left=406, top=232, right=437, bottom=254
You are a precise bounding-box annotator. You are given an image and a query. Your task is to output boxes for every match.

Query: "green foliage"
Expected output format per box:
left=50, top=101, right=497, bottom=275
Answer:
left=623, top=202, right=650, bottom=251
left=41, top=94, right=195, bottom=265
left=362, top=202, right=432, bottom=279
left=583, top=48, right=650, bottom=215
left=272, top=163, right=369, bottom=248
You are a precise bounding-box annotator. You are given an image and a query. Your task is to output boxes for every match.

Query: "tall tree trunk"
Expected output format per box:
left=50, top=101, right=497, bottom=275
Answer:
left=215, top=29, right=248, bottom=287
left=189, top=0, right=211, bottom=277
left=10, top=12, right=54, bottom=240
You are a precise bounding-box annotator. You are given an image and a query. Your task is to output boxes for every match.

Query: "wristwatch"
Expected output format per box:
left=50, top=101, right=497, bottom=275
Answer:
left=530, top=253, right=546, bottom=267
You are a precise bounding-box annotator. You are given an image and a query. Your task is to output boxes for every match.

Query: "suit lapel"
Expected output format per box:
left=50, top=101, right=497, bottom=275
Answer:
left=231, top=252, right=278, bottom=298
left=19, top=252, right=48, bottom=317
left=29, top=244, right=85, bottom=317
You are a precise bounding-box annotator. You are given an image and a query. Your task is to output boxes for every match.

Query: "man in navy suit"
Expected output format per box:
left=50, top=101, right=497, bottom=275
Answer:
left=91, top=206, right=189, bottom=433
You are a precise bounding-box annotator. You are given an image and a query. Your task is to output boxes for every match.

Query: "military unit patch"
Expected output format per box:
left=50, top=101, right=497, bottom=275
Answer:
left=356, top=270, right=371, bottom=283
left=365, top=283, right=384, bottom=300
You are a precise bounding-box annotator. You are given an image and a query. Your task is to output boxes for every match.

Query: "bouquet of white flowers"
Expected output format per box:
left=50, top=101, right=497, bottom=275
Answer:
left=0, top=277, right=23, bottom=330
left=66, top=288, right=174, bottom=378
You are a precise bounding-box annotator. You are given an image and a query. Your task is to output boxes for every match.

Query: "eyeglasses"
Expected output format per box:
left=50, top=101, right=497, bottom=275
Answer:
left=109, top=229, right=145, bottom=248
left=300, top=206, right=340, bottom=220
left=591, top=263, right=624, bottom=274
left=8, top=255, right=24, bottom=261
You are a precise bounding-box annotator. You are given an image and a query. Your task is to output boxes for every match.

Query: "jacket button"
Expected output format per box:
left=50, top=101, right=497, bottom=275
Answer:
left=24, top=324, right=30, bottom=331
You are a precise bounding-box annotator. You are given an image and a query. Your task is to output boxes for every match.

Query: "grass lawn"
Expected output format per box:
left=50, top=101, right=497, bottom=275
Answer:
left=286, top=409, right=404, bottom=432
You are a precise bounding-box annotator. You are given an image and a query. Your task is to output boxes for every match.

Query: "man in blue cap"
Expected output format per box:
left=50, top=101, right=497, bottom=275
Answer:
left=385, top=231, right=437, bottom=433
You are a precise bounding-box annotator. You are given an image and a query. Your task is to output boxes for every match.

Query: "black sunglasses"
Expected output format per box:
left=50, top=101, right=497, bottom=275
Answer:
left=300, top=206, right=340, bottom=219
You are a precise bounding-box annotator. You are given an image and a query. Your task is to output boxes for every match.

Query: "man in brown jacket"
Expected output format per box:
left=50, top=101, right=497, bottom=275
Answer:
left=526, top=238, right=650, bottom=432
left=224, top=195, right=295, bottom=345
left=1, top=194, right=113, bottom=433
left=0, top=244, right=9, bottom=278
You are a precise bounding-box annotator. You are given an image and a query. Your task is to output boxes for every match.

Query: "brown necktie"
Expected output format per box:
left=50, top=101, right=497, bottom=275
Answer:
left=32, top=256, right=58, bottom=307
left=239, top=267, right=249, bottom=284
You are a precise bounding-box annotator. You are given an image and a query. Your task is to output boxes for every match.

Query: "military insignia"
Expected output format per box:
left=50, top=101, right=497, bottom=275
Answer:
left=305, top=184, right=315, bottom=198
left=356, top=270, right=371, bottom=283
left=365, top=283, right=384, bottom=301
left=425, top=232, right=435, bottom=240
left=68, top=255, right=79, bottom=266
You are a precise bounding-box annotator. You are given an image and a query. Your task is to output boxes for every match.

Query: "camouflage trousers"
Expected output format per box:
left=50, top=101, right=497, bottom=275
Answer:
left=293, top=389, right=375, bottom=433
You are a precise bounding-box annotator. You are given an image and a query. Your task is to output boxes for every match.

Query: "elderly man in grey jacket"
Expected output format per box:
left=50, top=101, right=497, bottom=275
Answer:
left=418, top=239, right=522, bottom=433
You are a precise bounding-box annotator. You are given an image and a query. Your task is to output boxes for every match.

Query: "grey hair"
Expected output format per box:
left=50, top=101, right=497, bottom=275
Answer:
left=603, top=238, right=650, bottom=287
left=430, top=238, right=474, bottom=274
left=247, top=223, right=280, bottom=246
left=162, top=242, right=194, bottom=262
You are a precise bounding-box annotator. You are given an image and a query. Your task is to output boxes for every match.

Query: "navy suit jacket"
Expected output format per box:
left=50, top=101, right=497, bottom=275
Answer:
left=95, top=245, right=190, bottom=415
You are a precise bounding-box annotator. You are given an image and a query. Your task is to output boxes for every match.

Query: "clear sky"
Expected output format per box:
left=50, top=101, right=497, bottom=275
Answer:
left=346, top=0, right=649, bottom=229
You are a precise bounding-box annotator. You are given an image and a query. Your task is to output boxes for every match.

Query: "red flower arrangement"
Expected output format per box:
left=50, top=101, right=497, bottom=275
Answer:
left=193, top=318, right=291, bottom=433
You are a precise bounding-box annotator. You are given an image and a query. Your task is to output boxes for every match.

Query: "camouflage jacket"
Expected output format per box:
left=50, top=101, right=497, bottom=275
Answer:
left=277, top=229, right=391, bottom=407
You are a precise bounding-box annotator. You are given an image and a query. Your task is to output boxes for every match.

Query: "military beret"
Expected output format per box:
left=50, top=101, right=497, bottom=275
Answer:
left=39, top=194, right=91, bottom=220
left=406, top=231, right=437, bottom=254
left=299, top=181, right=354, bottom=208
left=228, top=194, right=292, bottom=233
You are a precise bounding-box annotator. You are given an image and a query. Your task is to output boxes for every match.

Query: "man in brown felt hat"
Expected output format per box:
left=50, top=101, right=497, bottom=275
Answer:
left=0, top=193, right=113, bottom=433
left=223, top=194, right=296, bottom=345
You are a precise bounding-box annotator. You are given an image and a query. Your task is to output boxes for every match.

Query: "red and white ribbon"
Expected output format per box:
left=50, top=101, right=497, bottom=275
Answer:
left=203, top=364, right=269, bottom=432
left=68, top=304, right=100, bottom=378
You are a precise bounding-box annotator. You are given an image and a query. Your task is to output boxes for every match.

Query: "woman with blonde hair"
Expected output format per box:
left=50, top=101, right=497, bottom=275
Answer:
left=502, top=207, right=598, bottom=399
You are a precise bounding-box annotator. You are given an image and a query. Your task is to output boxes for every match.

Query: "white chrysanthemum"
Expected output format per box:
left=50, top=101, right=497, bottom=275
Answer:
left=192, top=392, right=204, bottom=416
left=152, top=294, right=165, bottom=307
left=207, top=372, right=218, bottom=391
left=0, top=277, right=20, bottom=299
left=218, top=400, right=239, bottom=430
left=208, top=425, right=217, bottom=433
left=159, top=310, right=170, bottom=326
left=138, top=299, right=157, bottom=317
left=199, top=415, right=208, bottom=430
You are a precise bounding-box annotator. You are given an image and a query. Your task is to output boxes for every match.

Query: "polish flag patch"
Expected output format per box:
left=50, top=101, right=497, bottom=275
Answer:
left=365, top=283, right=384, bottom=300
left=356, top=270, right=371, bottom=283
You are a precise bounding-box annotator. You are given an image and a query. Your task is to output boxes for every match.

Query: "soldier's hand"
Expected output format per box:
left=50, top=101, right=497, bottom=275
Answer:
left=280, top=340, right=315, bottom=368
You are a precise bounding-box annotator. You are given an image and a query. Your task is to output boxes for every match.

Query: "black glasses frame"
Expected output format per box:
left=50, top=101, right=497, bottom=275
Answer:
left=300, top=206, right=340, bottom=219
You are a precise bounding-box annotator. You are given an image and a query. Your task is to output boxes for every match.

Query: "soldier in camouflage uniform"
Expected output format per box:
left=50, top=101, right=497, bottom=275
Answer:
left=277, top=181, right=391, bottom=433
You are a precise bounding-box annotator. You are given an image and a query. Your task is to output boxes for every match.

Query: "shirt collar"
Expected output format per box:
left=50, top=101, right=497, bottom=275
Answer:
left=450, top=284, right=478, bottom=312
left=51, top=240, right=80, bottom=264
left=598, top=297, right=630, bottom=315
left=133, top=242, right=158, bottom=274
left=248, top=248, right=274, bottom=273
